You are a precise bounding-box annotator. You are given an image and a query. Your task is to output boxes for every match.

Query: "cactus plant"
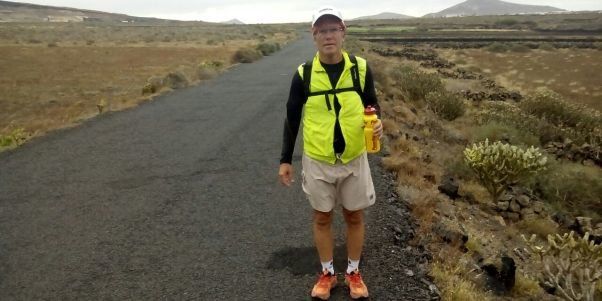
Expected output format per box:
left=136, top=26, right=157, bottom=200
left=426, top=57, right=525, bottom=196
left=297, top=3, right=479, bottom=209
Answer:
left=522, top=231, right=602, bottom=301
left=463, top=139, right=547, bottom=201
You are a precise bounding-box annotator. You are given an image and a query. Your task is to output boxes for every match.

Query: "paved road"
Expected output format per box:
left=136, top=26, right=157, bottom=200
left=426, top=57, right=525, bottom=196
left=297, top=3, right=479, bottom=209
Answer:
left=0, top=36, right=430, bottom=300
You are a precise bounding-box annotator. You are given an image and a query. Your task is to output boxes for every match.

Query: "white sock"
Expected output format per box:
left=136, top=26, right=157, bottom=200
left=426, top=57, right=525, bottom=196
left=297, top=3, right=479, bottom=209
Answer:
left=321, top=260, right=334, bottom=275
left=346, top=258, right=360, bottom=274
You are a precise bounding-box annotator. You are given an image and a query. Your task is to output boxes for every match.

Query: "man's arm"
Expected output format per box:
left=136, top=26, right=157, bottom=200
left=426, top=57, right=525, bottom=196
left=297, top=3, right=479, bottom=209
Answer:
left=279, top=71, right=305, bottom=186
left=280, top=71, right=305, bottom=164
left=362, top=64, right=380, bottom=116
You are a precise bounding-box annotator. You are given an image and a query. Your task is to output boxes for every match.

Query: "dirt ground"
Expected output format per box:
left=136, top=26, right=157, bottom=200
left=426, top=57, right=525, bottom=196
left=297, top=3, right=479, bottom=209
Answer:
left=0, top=22, right=297, bottom=140
left=437, top=48, right=602, bottom=110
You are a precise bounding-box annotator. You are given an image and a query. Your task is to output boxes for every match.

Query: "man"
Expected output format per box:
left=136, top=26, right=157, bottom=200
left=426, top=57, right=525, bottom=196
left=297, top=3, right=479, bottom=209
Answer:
left=278, top=6, right=382, bottom=300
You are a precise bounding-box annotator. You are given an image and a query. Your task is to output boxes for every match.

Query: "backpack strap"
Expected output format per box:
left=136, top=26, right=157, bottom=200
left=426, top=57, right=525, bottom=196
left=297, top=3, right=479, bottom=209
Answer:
left=348, top=54, right=365, bottom=103
left=301, top=54, right=365, bottom=110
left=302, top=59, right=313, bottom=99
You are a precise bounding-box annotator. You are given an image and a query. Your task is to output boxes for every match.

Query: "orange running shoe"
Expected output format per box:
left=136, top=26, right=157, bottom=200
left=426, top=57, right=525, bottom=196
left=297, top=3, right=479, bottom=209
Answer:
left=311, top=270, right=337, bottom=300
left=345, top=270, right=369, bottom=299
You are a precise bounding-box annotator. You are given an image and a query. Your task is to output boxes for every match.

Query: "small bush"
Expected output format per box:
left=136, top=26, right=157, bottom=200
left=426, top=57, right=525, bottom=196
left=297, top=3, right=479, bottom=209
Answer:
left=472, top=121, right=540, bottom=147
left=232, top=47, right=262, bottom=63
left=511, top=273, right=544, bottom=298
left=486, top=42, right=509, bottom=53
left=431, top=260, right=493, bottom=301
left=86, top=40, right=95, bottom=46
left=392, top=66, right=444, bottom=103
left=143, top=76, right=164, bottom=94
left=519, top=88, right=601, bottom=145
left=256, top=42, right=280, bottom=56
left=515, top=218, right=559, bottom=239
left=197, top=64, right=218, bottom=80
left=425, top=91, right=465, bottom=121
left=47, top=42, right=58, bottom=47
left=495, top=19, right=519, bottom=27
left=477, top=101, right=579, bottom=145
left=0, top=128, right=28, bottom=149
left=536, top=161, right=602, bottom=219
left=509, top=44, right=530, bottom=53
left=164, top=71, right=189, bottom=89
left=464, top=139, right=547, bottom=201
left=142, top=83, right=155, bottom=95
left=538, top=42, right=555, bottom=51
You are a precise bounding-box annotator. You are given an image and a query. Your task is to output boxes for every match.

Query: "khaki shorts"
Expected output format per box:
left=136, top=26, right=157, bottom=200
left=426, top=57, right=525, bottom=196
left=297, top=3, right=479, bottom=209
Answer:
left=301, top=152, right=376, bottom=212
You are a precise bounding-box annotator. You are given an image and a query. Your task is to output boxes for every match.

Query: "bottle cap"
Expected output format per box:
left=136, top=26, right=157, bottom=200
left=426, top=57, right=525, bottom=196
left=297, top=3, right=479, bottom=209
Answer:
left=364, top=106, right=377, bottom=115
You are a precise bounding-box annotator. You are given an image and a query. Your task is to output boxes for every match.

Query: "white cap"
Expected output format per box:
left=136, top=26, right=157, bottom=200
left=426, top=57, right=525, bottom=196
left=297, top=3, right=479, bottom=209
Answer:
left=311, top=6, right=344, bottom=27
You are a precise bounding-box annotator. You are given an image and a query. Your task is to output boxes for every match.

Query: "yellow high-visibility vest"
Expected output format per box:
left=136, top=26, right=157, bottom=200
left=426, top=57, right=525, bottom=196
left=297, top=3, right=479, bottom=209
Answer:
left=297, top=51, right=367, bottom=164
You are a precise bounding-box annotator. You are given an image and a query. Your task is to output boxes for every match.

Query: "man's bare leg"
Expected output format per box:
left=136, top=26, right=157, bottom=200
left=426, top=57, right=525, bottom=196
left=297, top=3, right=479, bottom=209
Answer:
left=343, top=208, right=364, bottom=261
left=313, top=210, right=334, bottom=262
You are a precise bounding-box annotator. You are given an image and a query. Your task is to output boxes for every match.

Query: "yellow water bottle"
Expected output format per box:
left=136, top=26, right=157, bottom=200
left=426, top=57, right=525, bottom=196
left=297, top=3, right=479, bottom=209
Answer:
left=364, top=106, right=380, bottom=153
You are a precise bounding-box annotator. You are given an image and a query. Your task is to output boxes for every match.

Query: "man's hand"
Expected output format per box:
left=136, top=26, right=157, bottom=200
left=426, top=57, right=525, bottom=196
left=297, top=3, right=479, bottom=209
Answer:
left=373, top=119, right=383, bottom=139
left=279, top=163, right=294, bottom=187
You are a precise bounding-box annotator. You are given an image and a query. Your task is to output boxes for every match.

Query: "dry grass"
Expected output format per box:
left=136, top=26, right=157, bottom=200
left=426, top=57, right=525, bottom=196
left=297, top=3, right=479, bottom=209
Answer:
left=430, top=248, right=494, bottom=301
left=514, top=218, right=559, bottom=239
left=439, top=48, right=602, bottom=110
left=511, top=272, right=545, bottom=298
left=0, top=23, right=297, bottom=139
left=459, top=180, right=492, bottom=204
left=0, top=45, right=229, bottom=135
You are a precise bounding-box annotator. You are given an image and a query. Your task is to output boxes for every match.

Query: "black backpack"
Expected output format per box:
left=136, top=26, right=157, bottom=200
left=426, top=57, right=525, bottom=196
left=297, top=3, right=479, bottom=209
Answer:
left=302, top=54, right=365, bottom=109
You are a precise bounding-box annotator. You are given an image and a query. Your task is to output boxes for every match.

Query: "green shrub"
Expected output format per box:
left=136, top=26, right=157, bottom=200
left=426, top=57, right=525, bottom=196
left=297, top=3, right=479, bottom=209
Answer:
left=476, top=102, right=557, bottom=144
left=536, top=161, right=602, bottom=219
left=425, top=91, right=465, bottom=121
left=519, top=88, right=601, bottom=145
left=472, top=121, right=540, bottom=147
left=0, top=128, right=28, bottom=149
left=509, top=44, right=531, bottom=53
left=445, top=155, right=475, bottom=181
left=486, top=42, right=509, bottom=53
left=393, top=66, right=444, bottom=103
left=164, top=71, right=189, bottom=89
left=256, top=42, right=280, bottom=56
left=197, top=63, right=219, bottom=80
left=495, top=19, right=519, bottom=27
left=464, top=139, right=547, bottom=201
left=538, top=42, right=555, bottom=51
left=232, top=47, right=262, bottom=63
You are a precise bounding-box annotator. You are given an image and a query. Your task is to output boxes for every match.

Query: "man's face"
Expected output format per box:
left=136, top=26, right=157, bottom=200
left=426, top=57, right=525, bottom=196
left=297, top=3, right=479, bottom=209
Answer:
left=312, top=16, right=345, bottom=56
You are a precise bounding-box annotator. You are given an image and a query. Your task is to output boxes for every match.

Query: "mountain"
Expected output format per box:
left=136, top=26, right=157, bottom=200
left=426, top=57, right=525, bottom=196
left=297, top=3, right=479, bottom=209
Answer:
left=220, top=18, right=245, bottom=25
left=424, top=0, right=565, bottom=17
left=0, top=0, right=161, bottom=22
left=353, top=12, right=415, bottom=20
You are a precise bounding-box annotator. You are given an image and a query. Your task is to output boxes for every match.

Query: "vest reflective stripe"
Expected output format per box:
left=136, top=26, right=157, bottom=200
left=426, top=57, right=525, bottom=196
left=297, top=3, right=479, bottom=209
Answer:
left=298, top=51, right=367, bottom=165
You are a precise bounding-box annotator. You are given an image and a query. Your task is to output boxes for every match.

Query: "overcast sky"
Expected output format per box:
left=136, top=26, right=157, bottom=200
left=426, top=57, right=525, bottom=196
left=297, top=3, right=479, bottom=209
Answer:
left=12, top=0, right=602, bottom=23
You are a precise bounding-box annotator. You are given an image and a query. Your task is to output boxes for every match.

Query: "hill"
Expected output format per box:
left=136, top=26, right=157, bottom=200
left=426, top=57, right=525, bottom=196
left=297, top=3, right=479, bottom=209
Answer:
left=424, top=0, right=565, bottom=17
left=353, top=12, right=415, bottom=21
left=0, top=0, right=158, bottom=22
left=220, top=18, right=245, bottom=25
